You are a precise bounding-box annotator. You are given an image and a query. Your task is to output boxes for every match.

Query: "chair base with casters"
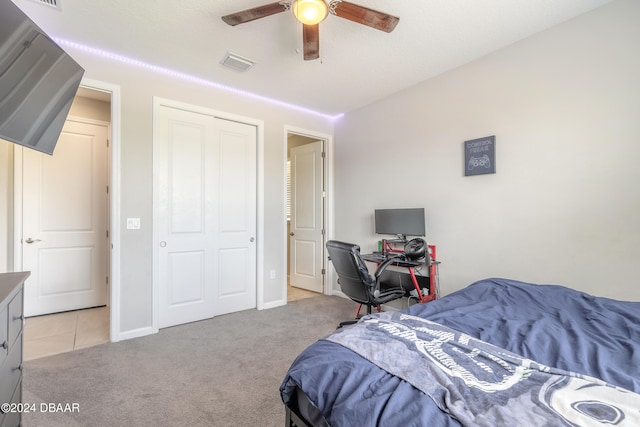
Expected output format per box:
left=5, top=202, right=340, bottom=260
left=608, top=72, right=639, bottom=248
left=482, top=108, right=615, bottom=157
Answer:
left=338, top=301, right=384, bottom=328
left=339, top=302, right=378, bottom=328
left=326, top=240, right=405, bottom=328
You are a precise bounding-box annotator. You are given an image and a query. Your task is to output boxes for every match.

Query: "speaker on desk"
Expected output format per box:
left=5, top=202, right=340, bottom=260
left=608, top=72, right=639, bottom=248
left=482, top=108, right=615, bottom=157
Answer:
left=404, top=238, right=426, bottom=260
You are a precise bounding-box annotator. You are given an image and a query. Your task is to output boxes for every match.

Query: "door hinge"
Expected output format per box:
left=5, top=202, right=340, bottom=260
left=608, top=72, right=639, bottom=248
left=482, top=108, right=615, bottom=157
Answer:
left=321, top=151, right=325, bottom=158
left=321, top=229, right=325, bottom=236
left=107, top=138, right=110, bottom=148
left=322, top=268, right=326, bottom=275
left=106, top=276, right=109, bottom=285
left=106, top=185, right=109, bottom=194
left=106, top=230, right=109, bottom=238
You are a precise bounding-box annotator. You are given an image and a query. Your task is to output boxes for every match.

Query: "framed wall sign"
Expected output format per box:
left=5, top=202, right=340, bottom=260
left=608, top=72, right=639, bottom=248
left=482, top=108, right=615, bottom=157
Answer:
left=464, top=135, right=496, bottom=176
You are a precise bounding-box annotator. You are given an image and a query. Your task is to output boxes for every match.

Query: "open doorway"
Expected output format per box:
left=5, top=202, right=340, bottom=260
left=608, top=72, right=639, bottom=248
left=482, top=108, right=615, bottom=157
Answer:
left=18, top=85, right=114, bottom=359
left=286, top=130, right=328, bottom=302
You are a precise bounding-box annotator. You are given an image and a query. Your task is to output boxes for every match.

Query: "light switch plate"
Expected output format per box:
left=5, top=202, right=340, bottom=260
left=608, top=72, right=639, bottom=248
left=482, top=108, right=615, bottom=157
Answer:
left=126, top=218, right=141, bottom=230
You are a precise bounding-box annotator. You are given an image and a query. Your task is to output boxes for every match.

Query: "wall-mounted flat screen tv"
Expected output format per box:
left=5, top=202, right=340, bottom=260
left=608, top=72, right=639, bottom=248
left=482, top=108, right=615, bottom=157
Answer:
left=0, top=1, right=85, bottom=155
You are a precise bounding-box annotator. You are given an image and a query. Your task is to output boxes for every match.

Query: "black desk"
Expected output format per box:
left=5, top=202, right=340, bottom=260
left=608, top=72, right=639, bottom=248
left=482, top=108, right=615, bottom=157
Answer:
left=361, top=252, right=423, bottom=267
left=361, top=252, right=436, bottom=302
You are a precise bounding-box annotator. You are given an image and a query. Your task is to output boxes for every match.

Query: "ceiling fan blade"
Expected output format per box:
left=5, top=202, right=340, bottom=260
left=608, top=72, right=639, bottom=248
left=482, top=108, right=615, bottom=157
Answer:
left=222, top=2, right=288, bottom=26
left=331, top=1, right=399, bottom=33
left=303, top=24, right=320, bottom=61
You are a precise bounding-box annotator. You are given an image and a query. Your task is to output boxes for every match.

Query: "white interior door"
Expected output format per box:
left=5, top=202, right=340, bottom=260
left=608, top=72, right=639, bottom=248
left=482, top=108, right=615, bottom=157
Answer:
left=22, top=118, right=109, bottom=317
left=214, top=118, right=257, bottom=316
left=289, top=140, right=324, bottom=293
left=157, top=104, right=256, bottom=328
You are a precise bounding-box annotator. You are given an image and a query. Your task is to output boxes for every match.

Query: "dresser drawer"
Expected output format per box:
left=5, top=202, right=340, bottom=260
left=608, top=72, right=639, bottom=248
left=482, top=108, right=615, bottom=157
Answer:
left=0, top=379, right=22, bottom=427
left=0, top=339, right=21, bottom=407
left=0, top=306, right=7, bottom=367
left=0, top=273, right=27, bottom=427
left=7, top=290, right=22, bottom=349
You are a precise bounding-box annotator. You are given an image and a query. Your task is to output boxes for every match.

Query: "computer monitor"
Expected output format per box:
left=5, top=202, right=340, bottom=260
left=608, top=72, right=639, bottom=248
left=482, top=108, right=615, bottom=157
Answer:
left=374, top=208, right=426, bottom=239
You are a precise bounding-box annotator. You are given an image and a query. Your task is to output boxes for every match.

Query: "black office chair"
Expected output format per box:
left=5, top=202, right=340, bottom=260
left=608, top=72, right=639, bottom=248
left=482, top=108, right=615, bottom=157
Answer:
left=326, top=240, right=406, bottom=327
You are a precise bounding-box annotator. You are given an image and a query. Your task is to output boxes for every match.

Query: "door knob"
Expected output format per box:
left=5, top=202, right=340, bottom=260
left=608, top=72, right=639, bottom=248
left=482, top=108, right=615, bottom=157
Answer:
left=289, top=232, right=294, bottom=236
left=24, top=238, right=42, bottom=244
left=159, top=241, right=167, bottom=247
left=250, top=237, right=255, bottom=242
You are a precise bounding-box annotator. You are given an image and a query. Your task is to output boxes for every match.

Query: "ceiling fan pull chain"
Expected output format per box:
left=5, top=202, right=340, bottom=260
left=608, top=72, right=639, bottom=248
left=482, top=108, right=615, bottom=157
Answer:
left=329, top=0, right=342, bottom=16
left=279, top=0, right=292, bottom=11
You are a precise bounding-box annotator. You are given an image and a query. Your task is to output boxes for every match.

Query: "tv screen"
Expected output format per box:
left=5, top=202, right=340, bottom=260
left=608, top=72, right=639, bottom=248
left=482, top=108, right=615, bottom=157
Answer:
left=374, top=208, right=426, bottom=238
left=0, top=1, right=84, bottom=155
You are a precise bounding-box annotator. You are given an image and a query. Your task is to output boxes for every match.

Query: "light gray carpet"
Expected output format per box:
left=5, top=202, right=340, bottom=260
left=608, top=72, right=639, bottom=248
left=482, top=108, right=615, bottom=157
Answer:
left=22, top=294, right=355, bottom=426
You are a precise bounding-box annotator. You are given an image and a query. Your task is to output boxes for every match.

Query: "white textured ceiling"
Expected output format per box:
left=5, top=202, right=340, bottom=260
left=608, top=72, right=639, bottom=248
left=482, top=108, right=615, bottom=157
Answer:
left=14, top=0, right=613, bottom=117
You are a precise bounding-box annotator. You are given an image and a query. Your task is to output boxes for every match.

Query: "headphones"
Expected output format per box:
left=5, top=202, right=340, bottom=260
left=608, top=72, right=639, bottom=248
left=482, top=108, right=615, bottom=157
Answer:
left=404, top=238, right=426, bottom=260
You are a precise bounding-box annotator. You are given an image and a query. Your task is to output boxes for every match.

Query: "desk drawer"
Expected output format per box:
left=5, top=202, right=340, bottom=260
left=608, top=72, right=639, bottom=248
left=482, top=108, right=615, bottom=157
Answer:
left=0, top=339, right=21, bottom=407
left=7, top=290, right=22, bottom=349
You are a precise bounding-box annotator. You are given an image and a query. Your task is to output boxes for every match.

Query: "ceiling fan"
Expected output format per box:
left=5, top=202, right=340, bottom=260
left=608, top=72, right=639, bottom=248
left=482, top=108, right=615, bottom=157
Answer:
left=221, top=0, right=399, bottom=61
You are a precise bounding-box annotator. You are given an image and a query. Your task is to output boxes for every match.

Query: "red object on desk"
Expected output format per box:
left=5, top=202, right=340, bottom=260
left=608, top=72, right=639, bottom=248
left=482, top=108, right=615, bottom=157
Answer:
left=366, top=242, right=439, bottom=303
left=428, top=244, right=436, bottom=261
left=405, top=243, right=438, bottom=303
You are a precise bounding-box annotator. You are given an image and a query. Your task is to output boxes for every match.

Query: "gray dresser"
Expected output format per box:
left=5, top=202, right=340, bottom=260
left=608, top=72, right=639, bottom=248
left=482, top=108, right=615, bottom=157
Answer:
left=0, top=272, right=29, bottom=427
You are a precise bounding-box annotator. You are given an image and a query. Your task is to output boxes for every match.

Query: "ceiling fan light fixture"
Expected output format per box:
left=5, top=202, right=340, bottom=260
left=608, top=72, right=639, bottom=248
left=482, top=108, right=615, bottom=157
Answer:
left=292, top=0, right=328, bottom=25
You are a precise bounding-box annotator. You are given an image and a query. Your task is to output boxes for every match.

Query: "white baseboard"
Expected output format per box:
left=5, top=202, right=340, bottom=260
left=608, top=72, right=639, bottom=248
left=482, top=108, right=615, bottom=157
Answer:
left=262, top=299, right=286, bottom=310
left=114, top=326, right=155, bottom=342
left=332, top=290, right=348, bottom=299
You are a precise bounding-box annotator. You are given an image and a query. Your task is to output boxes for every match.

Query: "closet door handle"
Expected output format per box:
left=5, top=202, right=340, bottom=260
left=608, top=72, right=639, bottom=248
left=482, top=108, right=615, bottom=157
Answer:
left=24, top=238, right=42, bottom=244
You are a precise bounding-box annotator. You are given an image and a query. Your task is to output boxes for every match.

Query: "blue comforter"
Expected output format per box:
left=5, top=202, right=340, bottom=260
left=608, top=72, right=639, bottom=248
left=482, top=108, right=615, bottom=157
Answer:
left=280, top=278, right=640, bottom=426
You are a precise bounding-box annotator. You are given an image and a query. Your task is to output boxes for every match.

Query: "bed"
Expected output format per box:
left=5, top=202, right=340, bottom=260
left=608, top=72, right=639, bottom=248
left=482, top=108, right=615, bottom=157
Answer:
left=280, top=278, right=640, bottom=426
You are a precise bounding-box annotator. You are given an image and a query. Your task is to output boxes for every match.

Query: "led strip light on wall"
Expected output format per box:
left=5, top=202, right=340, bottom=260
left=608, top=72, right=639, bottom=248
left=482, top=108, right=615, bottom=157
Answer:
left=54, top=38, right=343, bottom=121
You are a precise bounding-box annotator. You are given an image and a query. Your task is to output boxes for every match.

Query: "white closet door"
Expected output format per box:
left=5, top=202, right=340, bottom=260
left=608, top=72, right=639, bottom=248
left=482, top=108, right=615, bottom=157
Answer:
left=157, top=104, right=256, bottom=328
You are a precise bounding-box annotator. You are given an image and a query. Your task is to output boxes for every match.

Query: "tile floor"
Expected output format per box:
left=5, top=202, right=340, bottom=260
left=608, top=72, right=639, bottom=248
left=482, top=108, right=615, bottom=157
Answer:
left=287, top=283, right=320, bottom=302
left=23, top=306, right=110, bottom=361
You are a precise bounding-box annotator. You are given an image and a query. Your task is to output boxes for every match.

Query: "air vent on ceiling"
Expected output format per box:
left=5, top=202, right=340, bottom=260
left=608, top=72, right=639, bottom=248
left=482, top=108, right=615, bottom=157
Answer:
left=27, top=0, right=62, bottom=11
left=220, top=52, right=256, bottom=72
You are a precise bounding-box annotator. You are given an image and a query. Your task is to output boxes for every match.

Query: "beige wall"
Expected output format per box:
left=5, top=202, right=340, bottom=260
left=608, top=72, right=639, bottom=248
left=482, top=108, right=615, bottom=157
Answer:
left=333, top=0, right=640, bottom=301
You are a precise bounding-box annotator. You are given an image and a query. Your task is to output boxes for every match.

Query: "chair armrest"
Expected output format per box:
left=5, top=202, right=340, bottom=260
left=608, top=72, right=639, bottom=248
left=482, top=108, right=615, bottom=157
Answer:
left=373, top=255, right=405, bottom=297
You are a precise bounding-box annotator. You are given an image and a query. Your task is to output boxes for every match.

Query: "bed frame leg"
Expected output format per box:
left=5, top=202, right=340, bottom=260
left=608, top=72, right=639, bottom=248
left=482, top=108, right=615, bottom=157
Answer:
left=285, top=406, right=312, bottom=427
